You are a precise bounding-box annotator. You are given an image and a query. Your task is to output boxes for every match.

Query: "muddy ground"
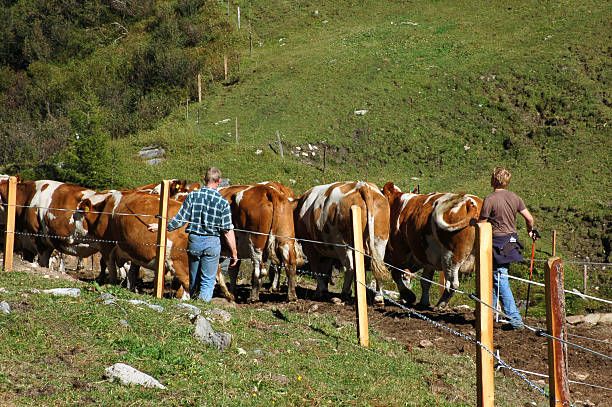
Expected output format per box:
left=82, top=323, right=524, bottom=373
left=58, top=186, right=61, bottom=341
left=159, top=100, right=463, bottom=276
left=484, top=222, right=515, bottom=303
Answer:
left=6, top=254, right=611, bottom=406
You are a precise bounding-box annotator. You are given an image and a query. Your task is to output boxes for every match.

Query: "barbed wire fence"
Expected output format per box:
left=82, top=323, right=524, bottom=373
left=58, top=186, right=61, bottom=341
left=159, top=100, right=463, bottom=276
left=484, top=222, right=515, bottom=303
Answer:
left=2, top=183, right=611, bottom=406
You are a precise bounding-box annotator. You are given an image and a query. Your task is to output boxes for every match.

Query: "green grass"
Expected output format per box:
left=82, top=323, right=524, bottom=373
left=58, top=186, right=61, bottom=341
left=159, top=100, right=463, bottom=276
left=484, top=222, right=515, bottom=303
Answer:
left=0, top=271, right=547, bottom=406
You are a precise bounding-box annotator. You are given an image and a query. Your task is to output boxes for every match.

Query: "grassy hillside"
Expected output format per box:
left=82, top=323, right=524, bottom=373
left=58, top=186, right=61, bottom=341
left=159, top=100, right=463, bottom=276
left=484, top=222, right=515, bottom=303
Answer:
left=0, top=271, right=549, bottom=406
left=1, top=1, right=610, bottom=304
left=107, top=1, right=610, bottom=262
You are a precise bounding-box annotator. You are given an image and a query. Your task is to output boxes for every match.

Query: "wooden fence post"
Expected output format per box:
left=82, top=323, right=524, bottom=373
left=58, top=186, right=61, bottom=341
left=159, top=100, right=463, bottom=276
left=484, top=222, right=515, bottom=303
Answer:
left=198, top=74, right=202, bottom=103
left=545, top=257, right=571, bottom=407
left=276, top=130, right=284, bottom=159
left=224, top=55, right=228, bottom=81
left=2, top=176, right=17, bottom=272
left=154, top=180, right=170, bottom=299
left=475, top=221, right=494, bottom=407
left=351, top=205, right=369, bottom=347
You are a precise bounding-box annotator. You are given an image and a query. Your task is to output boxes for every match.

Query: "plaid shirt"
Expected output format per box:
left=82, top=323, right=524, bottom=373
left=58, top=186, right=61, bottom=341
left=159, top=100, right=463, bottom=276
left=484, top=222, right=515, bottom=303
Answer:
left=167, top=187, right=233, bottom=236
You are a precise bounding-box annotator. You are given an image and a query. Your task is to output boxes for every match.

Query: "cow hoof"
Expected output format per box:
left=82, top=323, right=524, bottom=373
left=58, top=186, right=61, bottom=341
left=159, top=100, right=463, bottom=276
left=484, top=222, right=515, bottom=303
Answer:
left=287, top=294, right=298, bottom=302
left=373, top=295, right=385, bottom=307
left=400, top=290, right=417, bottom=305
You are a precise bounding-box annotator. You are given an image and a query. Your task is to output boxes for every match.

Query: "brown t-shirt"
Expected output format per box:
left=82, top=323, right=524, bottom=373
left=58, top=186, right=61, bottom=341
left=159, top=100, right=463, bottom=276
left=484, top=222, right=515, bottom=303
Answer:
left=479, top=189, right=526, bottom=236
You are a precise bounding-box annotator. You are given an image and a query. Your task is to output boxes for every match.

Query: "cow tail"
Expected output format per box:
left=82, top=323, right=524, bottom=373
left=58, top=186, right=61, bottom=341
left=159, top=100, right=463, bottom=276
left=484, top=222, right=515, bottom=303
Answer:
left=434, top=195, right=482, bottom=232
left=359, top=183, right=389, bottom=281
left=265, top=189, right=280, bottom=264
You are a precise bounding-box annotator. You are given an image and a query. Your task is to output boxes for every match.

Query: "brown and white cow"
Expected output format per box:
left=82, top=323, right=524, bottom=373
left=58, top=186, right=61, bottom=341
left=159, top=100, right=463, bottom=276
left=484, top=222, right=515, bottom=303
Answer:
left=218, top=183, right=304, bottom=302
left=135, top=179, right=188, bottom=199
left=294, top=181, right=390, bottom=304
left=70, top=190, right=233, bottom=300
left=382, top=182, right=482, bottom=308
left=0, top=178, right=103, bottom=267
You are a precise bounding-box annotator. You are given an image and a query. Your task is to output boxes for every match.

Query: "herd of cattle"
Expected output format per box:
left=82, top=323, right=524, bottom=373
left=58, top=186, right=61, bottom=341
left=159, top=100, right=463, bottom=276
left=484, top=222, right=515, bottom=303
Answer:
left=0, top=175, right=483, bottom=308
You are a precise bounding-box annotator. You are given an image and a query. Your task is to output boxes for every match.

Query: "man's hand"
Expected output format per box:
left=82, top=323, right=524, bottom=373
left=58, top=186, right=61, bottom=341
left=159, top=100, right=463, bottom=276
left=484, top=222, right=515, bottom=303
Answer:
left=147, top=223, right=159, bottom=233
left=529, top=229, right=540, bottom=240
left=229, top=254, right=238, bottom=267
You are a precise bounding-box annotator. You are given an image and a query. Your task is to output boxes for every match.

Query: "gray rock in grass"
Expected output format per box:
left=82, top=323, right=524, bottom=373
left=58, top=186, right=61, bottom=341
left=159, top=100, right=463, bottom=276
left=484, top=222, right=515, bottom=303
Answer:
left=193, top=315, right=232, bottom=353
left=104, top=363, right=165, bottom=389
left=0, top=301, right=10, bottom=314
left=42, top=288, right=81, bottom=297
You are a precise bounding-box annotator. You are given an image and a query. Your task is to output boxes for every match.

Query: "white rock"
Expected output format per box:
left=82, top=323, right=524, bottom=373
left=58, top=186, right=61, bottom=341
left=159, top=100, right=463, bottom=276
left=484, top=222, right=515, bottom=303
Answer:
left=104, top=363, right=165, bottom=389
left=205, top=308, right=232, bottom=322
left=0, top=301, right=10, bottom=314
left=419, top=339, right=434, bottom=348
left=597, top=313, right=612, bottom=325
left=255, top=149, right=263, bottom=155
left=42, top=288, right=81, bottom=298
left=566, top=315, right=585, bottom=325
left=583, top=313, right=601, bottom=325
left=173, top=303, right=202, bottom=315
left=354, top=109, right=368, bottom=115
left=124, top=299, right=164, bottom=312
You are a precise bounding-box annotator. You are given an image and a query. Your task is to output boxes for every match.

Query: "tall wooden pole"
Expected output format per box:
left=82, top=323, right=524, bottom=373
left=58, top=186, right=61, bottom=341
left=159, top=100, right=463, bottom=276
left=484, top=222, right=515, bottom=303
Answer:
left=545, top=257, right=571, bottom=407
left=198, top=73, right=202, bottom=103
left=154, top=180, right=170, bottom=299
left=276, top=130, right=284, bottom=159
left=475, top=222, right=494, bottom=407
left=2, top=176, right=17, bottom=272
left=224, top=55, right=228, bottom=81
left=351, top=205, right=369, bottom=347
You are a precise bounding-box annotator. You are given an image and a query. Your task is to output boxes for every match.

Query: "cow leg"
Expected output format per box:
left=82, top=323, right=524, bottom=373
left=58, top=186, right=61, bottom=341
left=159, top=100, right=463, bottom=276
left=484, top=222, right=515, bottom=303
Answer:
left=227, top=259, right=242, bottom=300
left=248, top=261, right=267, bottom=303
left=314, top=257, right=334, bottom=301
left=391, top=268, right=417, bottom=305
left=285, top=265, right=298, bottom=302
left=37, top=246, right=53, bottom=268
left=215, top=265, right=235, bottom=302
left=419, top=267, right=436, bottom=307
left=76, top=257, right=85, bottom=270
left=126, top=263, right=140, bottom=292
left=436, top=266, right=460, bottom=308
left=96, top=258, right=107, bottom=284
left=58, top=253, right=66, bottom=273
left=270, top=264, right=281, bottom=292
left=340, top=265, right=354, bottom=301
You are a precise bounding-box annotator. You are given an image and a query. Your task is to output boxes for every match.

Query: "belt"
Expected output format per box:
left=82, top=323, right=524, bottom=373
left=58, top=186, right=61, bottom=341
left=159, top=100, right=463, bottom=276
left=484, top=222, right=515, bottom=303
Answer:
left=190, top=233, right=219, bottom=237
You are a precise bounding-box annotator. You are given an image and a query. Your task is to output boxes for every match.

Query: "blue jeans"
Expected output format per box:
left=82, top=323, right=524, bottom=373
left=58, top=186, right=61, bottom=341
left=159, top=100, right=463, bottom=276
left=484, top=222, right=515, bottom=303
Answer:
left=187, top=235, right=221, bottom=302
left=493, top=266, right=523, bottom=328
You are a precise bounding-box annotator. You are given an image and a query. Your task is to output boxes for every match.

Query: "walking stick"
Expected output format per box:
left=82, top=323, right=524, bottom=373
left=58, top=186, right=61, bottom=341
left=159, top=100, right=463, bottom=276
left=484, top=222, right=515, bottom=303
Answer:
left=524, top=229, right=540, bottom=320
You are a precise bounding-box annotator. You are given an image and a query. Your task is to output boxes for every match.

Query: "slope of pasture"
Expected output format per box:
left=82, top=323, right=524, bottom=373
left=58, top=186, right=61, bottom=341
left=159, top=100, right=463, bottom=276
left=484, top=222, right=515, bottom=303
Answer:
left=109, top=0, right=611, bottom=266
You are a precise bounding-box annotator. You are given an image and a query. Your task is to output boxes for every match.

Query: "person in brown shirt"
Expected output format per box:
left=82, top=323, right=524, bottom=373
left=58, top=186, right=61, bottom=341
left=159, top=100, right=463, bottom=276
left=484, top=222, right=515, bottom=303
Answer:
left=478, top=166, right=535, bottom=330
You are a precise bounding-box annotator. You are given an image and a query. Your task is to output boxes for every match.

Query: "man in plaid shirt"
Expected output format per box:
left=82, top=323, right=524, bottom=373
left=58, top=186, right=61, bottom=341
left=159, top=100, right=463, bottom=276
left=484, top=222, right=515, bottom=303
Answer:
left=149, top=167, right=237, bottom=302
